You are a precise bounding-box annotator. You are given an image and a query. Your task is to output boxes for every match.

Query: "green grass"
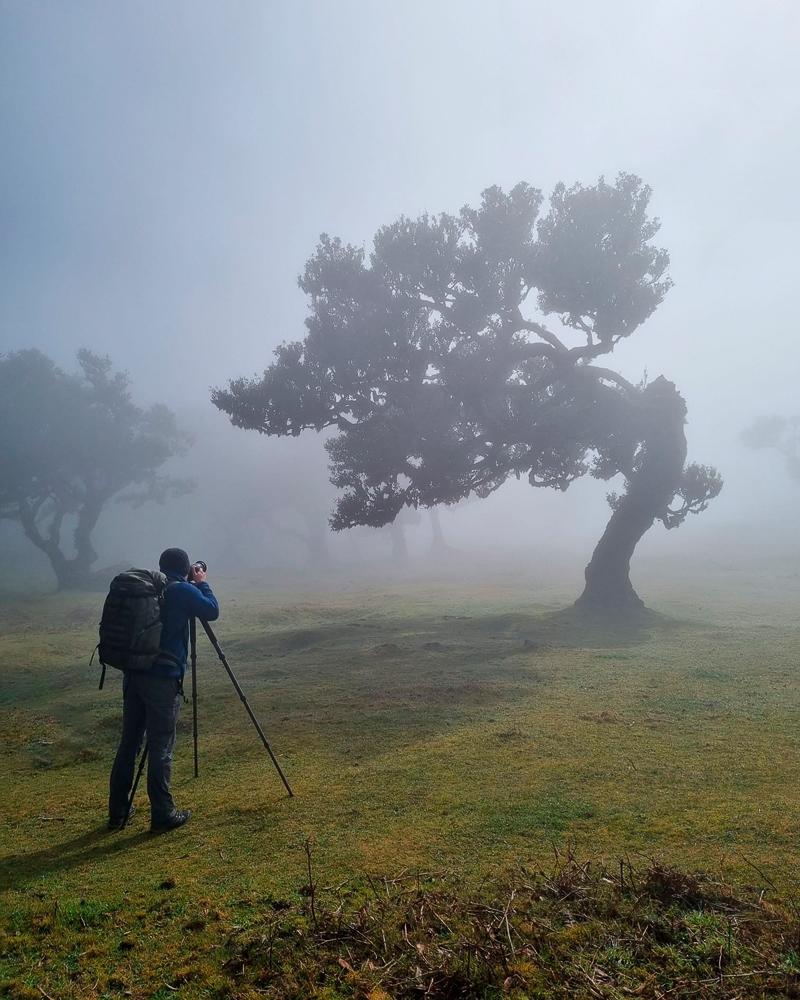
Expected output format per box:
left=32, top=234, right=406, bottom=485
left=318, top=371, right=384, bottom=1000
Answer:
left=1, top=569, right=800, bottom=996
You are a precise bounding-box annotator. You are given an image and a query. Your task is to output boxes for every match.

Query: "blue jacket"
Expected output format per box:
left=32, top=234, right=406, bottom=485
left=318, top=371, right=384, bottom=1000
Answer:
left=153, top=572, right=220, bottom=679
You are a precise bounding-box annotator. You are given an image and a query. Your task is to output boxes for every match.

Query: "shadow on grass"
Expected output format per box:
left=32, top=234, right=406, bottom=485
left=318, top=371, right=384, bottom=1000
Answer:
left=530, top=605, right=688, bottom=649
left=3, top=604, right=702, bottom=812
left=228, top=604, right=682, bottom=661
left=0, top=824, right=151, bottom=893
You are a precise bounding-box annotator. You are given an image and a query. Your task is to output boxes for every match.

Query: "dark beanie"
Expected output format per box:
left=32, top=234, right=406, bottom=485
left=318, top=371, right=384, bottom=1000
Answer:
left=159, top=547, right=191, bottom=577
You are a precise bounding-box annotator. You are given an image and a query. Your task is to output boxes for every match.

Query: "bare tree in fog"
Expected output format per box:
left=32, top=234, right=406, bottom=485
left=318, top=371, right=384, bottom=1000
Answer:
left=213, top=176, right=722, bottom=611
left=0, top=350, right=190, bottom=589
left=742, top=415, right=800, bottom=482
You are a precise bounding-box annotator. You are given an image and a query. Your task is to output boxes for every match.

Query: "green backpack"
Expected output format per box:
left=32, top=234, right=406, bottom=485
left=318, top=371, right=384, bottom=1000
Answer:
left=96, top=569, right=170, bottom=688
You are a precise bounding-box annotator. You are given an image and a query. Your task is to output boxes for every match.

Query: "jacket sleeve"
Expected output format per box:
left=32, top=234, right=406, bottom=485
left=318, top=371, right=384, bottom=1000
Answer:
left=184, top=581, right=220, bottom=621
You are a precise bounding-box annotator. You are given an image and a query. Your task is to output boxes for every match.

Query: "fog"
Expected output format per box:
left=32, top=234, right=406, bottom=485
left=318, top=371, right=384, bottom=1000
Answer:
left=2, top=1, right=799, bottom=589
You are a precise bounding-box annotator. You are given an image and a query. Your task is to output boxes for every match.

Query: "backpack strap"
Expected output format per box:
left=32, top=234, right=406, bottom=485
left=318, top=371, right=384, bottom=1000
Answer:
left=89, top=643, right=108, bottom=689
left=155, top=581, right=183, bottom=668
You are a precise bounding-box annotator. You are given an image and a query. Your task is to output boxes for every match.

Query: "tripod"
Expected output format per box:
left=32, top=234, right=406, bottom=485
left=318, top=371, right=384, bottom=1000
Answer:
left=193, top=618, right=294, bottom=796
left=122, top=618, right=293, bottom=828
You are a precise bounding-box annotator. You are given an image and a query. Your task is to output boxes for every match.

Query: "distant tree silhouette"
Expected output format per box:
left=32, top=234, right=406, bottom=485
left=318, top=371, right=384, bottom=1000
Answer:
left=199, top=430, right=335, bottom=573
left=428, top=508, right=450, bottom=557
left=0, top=349, right=190, bottom=588
left=742, top=415, right=800, bottom=481
left=214, top=175, right=721, bottom=610
left=388, top=506, right=421, bottom=566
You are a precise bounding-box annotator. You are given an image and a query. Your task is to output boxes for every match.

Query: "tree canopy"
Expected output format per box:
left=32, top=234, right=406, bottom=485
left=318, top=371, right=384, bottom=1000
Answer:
left=214, top=174, right=722, bottom=609
left=0, top=349, right=190, bottom=587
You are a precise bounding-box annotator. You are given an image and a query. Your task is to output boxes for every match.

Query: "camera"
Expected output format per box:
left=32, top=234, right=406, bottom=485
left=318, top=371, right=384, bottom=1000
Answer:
left=189, top=560, right=207, bottom=580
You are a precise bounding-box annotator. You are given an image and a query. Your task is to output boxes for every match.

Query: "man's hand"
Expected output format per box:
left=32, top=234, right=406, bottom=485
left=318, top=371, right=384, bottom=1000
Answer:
left=189, top=564, right=208, bottom=584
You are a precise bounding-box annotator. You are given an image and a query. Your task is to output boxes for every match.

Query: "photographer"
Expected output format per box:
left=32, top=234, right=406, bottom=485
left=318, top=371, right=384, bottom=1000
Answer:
left=108, top=548, right=219, bottom=833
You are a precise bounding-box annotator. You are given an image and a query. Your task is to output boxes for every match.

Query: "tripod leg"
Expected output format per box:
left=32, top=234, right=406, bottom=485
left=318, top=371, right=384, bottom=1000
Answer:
left=121, top=743, right=148, bottom=830
left=190, top=617, right=199, bottom=778
left=199, top=619, right=294, bottom=797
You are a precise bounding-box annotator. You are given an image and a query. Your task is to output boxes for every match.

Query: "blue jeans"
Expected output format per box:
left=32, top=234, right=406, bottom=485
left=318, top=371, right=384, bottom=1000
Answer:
left=109, top=672, right=182, bottom=825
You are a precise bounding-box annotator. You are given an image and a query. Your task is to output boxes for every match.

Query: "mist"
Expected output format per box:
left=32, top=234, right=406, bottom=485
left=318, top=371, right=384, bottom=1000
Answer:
left=6, top=8, right=800, bottom=991
left=2, top=0, right=799, bottom=588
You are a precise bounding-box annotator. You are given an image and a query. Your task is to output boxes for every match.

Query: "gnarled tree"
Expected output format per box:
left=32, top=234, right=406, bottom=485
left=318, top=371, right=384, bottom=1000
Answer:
left=214, top=175, right=721, bottom=610
left=0, top=349, right=190, bottom=588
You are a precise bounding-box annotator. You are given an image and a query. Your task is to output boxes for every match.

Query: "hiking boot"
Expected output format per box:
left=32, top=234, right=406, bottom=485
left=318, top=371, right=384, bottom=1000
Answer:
left=108, top=805, right=136, bottom=831
left=150, top=809, right=191, bottom=834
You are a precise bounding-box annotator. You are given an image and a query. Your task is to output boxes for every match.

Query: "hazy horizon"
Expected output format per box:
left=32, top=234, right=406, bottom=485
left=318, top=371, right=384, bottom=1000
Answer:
left=2, top=2, right=799, bottom=587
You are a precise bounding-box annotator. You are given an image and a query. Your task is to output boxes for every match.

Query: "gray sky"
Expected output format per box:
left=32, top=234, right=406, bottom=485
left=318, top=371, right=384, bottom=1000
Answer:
left=2, top=1, right=799, bottom=544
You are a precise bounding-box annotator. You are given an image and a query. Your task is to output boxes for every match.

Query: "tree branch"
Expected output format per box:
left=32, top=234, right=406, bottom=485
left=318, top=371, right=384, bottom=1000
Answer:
left=515, top=313, right=568, bottom=353
left=581, top=366, right=638, bottom=394
left=47, top=506, right=64, bottom=546
left=516, top=342, right=561, bottom=364
left=567, top=340, right=613, bottom=363
left=573, top=316, right=595, bottom=344
left=419, top=295, right=456, bottom=317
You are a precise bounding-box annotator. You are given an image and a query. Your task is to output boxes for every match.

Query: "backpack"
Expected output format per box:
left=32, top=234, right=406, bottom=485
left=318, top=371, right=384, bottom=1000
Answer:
left=96, top=569, right=171, bottom=688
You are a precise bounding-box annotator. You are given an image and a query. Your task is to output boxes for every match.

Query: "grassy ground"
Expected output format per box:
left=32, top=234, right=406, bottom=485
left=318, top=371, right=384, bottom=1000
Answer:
left=1, top=565, right=800, bottom=996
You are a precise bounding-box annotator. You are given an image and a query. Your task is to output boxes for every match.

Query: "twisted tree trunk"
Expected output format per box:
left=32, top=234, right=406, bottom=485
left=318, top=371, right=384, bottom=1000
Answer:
left=18, top=493, right=104, bottom=590
left=72, top=493, right=102, bottom=576
left=576, top=377, right=687, bottom=612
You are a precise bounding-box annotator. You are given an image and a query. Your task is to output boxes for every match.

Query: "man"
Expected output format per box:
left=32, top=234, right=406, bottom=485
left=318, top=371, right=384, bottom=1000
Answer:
left=108, top=547, right=219, bottom=833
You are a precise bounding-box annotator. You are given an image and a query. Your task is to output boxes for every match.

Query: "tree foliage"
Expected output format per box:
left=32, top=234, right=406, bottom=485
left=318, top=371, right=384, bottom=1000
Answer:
left=0, top=349, right=190, bottom=587
left=214, top=174, right=722, bottom=607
